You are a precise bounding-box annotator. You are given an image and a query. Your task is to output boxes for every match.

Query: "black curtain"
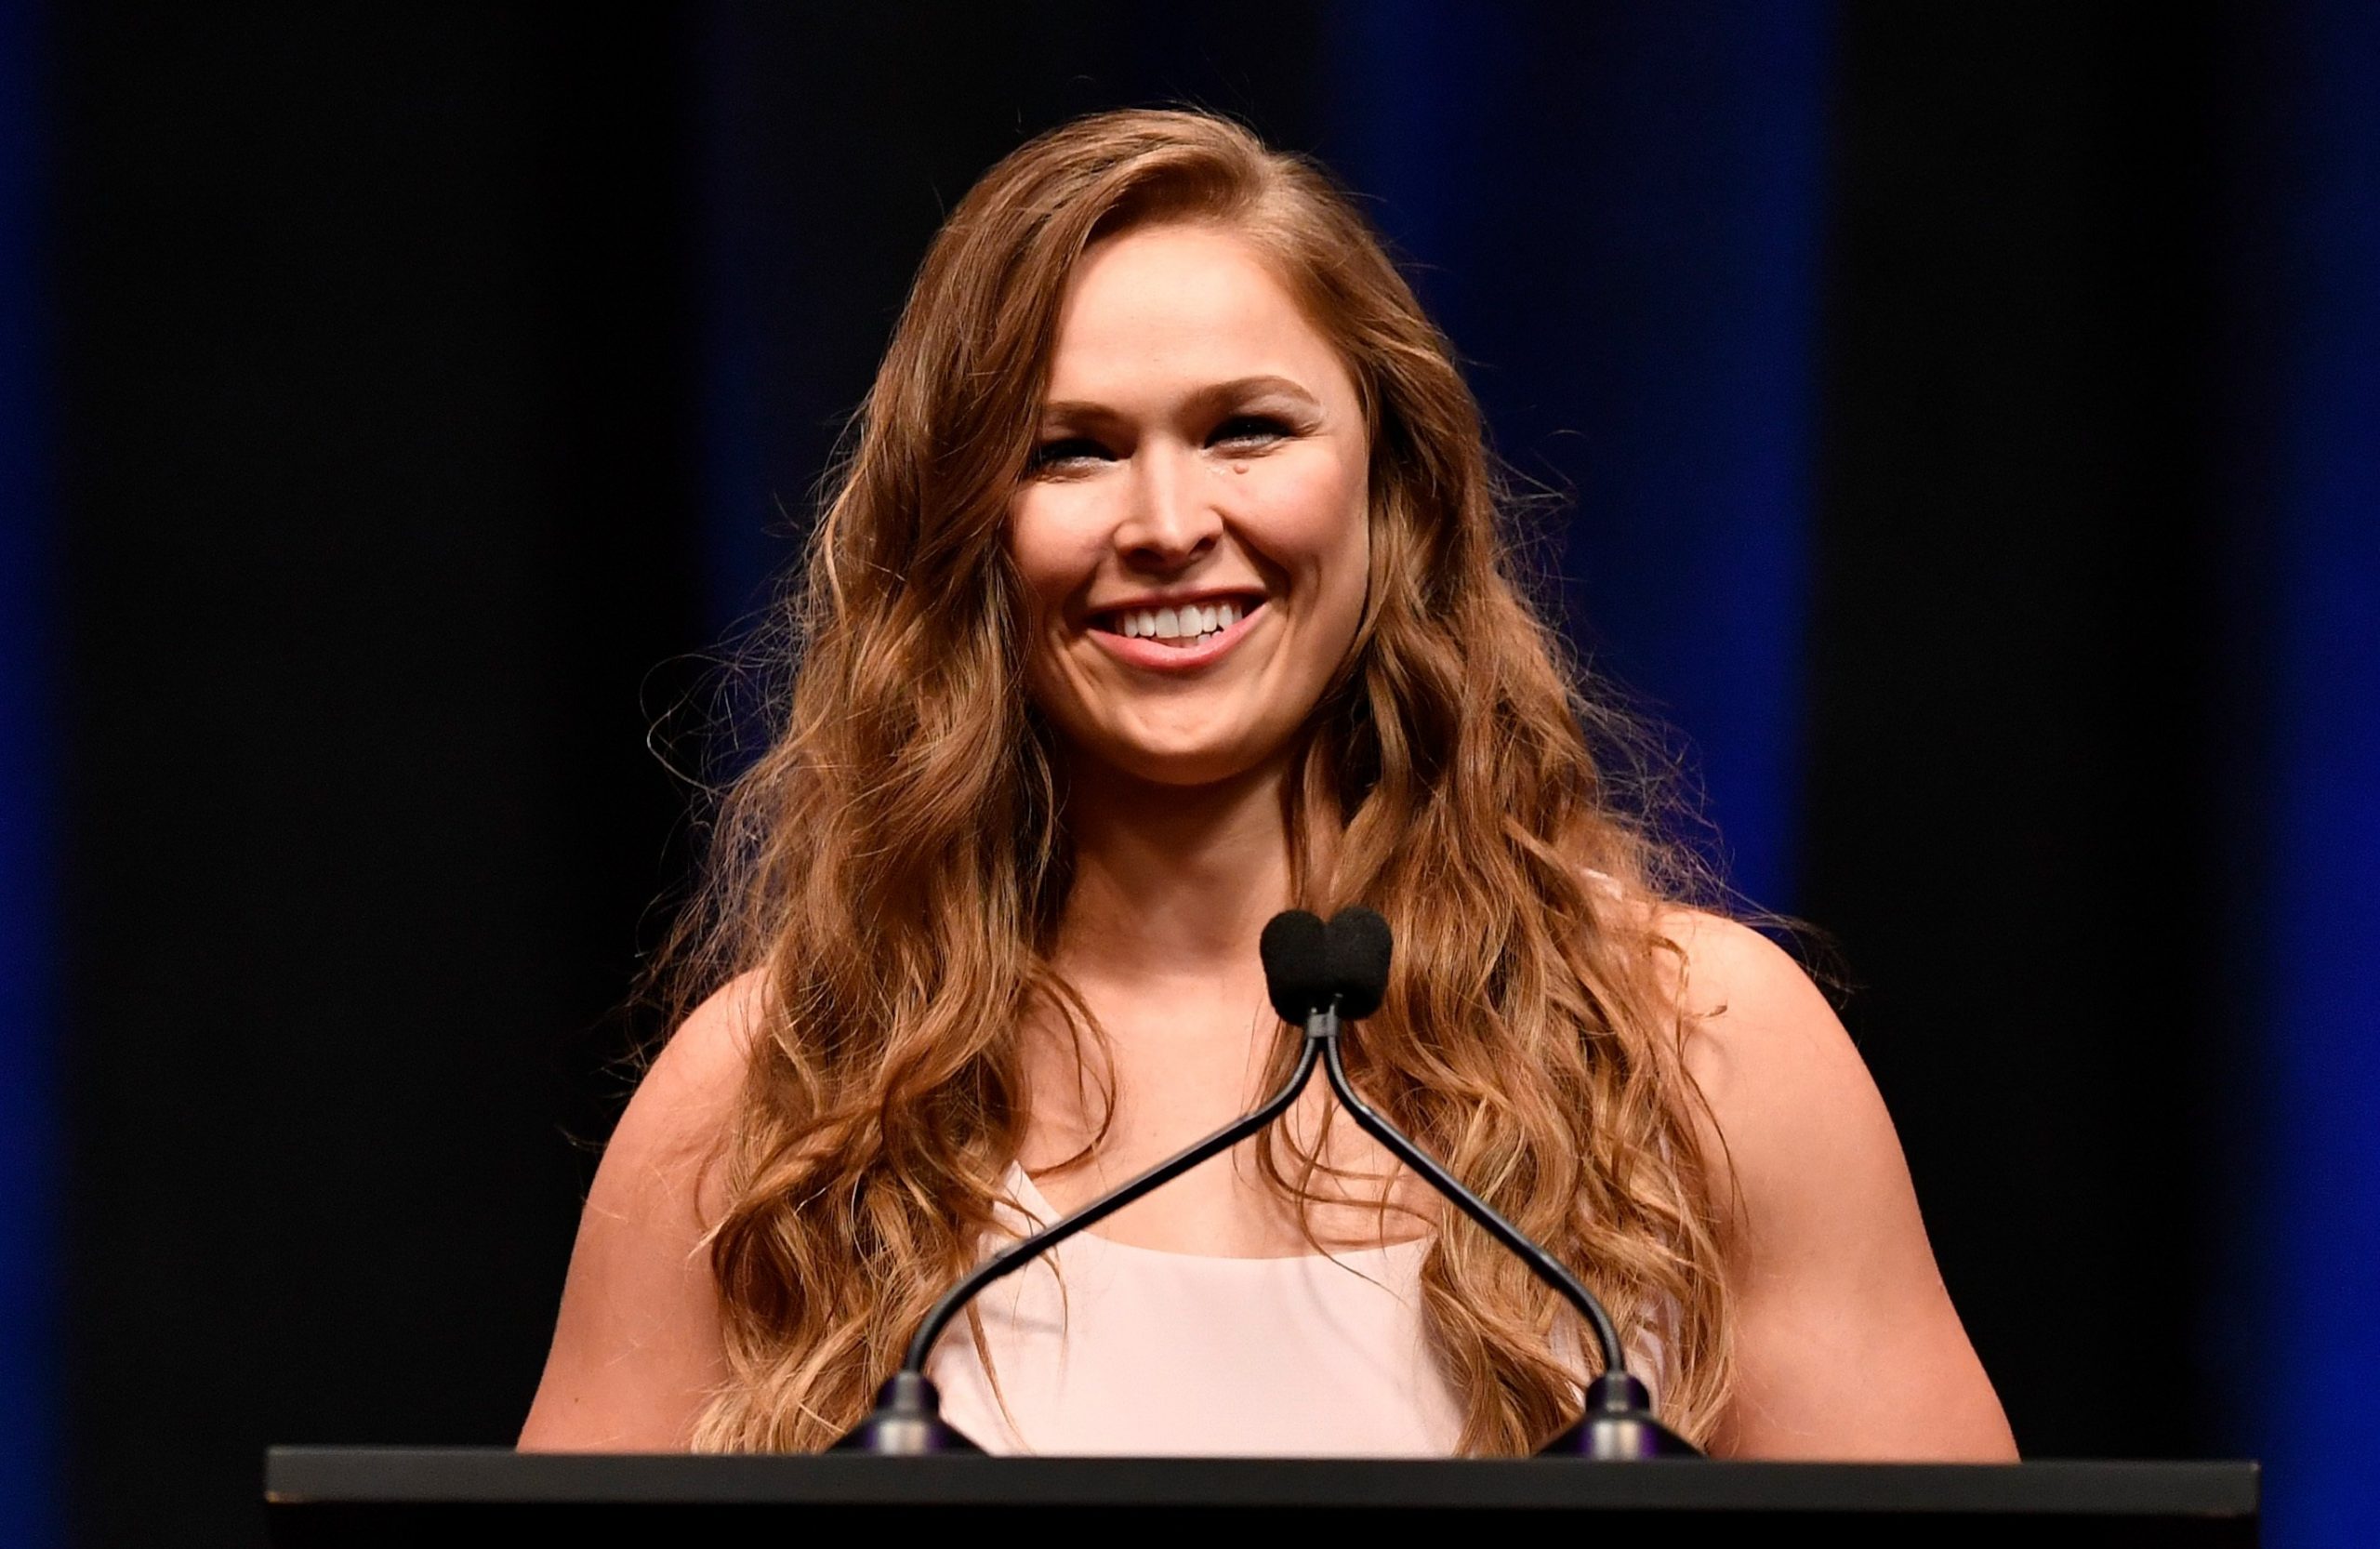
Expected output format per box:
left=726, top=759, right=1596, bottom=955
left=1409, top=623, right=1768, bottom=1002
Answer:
left=1801, top=7, right=2225, bottom=1457
left=53, top=11, right=704, bottom=1545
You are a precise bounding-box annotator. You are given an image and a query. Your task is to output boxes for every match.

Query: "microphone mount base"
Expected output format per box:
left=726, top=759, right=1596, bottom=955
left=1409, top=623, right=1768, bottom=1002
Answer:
left=1535, top=1373, right=1701, bottom=1459
left=829, top=1372, right=985, bottom=1455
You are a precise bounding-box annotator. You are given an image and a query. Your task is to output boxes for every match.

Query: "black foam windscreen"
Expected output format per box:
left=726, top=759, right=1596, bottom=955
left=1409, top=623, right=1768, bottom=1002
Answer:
left=1325, top=907, right=1394, bottom=1019
left=1259, top=909, right=1332, bottom=1024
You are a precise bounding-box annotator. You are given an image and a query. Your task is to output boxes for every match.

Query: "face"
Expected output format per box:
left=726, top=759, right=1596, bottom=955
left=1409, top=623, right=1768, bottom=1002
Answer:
left=1009, top=222, right=1371, bottom=789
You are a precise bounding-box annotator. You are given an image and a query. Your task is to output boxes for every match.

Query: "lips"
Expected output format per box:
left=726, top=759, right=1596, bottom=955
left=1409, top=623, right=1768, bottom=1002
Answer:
left=1085, top=594, right=1268, bottom=672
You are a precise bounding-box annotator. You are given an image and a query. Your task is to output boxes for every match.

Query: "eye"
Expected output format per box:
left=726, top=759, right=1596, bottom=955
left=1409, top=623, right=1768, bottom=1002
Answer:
left=1210, top=414, right=1294, bottom=452
left=1028, top=435, right=1114, bottom=473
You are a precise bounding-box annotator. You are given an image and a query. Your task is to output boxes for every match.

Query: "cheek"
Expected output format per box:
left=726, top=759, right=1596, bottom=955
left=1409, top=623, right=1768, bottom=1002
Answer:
left=1006, top=488, right=1099, bottom=619
left=1245, top=448, right=1368, bottom=576
left=1255, top=453, right=1369, bottom=637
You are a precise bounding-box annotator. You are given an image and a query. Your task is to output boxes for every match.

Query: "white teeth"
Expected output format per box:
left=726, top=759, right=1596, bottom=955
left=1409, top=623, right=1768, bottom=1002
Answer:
left=1104, top=599, right=1256, bottom=644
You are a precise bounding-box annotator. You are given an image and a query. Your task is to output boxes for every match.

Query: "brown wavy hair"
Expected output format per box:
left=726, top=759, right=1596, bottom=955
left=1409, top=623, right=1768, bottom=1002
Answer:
left=669, top=108, right=1735, bottom=1454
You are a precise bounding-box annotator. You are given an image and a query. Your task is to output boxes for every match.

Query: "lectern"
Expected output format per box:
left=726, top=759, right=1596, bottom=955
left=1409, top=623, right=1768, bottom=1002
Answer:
left=264, top=1449, right=2257, bottom=1546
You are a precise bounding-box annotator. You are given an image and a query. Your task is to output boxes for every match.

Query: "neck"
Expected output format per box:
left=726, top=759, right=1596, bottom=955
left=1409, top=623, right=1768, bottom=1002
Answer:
left=1055, top=752, right=1296, bottom=989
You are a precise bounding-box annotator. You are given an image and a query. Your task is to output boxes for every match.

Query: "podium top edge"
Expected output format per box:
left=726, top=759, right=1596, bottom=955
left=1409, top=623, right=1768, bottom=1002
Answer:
left=264, top=1449, right=2258, bottom=1516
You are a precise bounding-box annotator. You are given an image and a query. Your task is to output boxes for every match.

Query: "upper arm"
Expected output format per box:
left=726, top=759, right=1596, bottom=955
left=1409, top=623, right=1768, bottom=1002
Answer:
left=517, top=973, right=765, bottom=1451
left=1666, top=914, right=2016, bottom=1461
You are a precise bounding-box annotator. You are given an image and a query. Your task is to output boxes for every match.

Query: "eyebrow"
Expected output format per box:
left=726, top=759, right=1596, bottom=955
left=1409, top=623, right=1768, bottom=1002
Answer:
left=1038, top=374, right=1322, bottom=426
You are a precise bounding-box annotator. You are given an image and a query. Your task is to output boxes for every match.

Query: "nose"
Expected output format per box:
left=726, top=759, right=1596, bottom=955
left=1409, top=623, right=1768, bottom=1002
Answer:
left=1114, top=442, right=1220, bottom=573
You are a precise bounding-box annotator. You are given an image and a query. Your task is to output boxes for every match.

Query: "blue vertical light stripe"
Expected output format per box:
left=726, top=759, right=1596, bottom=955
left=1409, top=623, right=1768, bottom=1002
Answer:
left=2252, top=5, right=2380, bottom=1542
left=0, top=0, right=54, bottom=1543
left=1323, top=1, right=1831, bottom=911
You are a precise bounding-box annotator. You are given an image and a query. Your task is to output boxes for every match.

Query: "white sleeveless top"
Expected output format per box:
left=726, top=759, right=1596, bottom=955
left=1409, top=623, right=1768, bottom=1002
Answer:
left=926, top=1167, right=1662, bottom=1456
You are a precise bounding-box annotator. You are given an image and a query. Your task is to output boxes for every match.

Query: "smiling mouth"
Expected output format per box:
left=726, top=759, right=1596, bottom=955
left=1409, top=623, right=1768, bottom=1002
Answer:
left=1091, top=595, right=1266, bottom=648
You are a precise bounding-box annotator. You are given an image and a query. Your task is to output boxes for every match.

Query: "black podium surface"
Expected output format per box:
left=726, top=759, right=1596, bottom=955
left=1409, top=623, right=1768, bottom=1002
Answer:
left=265, top=1449, right=2258, bottom=1546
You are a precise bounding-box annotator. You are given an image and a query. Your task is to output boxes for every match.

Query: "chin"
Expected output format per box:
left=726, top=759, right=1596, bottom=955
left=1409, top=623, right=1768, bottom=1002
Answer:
left=1099, top=732, right=1282, bottom=790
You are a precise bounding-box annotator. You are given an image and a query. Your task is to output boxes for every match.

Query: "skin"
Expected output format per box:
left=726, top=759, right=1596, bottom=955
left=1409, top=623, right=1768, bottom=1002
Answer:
left=520, top=222, right=2016, bottom=1460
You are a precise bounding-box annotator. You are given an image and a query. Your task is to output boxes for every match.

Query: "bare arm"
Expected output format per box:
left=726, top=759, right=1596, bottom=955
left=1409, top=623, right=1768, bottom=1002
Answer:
left=517, top=975, right=761, bottom=1450
left=1671, top=915, right=2017, bottom=1460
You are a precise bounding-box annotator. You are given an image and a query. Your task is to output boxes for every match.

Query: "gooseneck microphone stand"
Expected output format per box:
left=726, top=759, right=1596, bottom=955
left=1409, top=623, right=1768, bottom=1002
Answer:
left=1304, top=913, right=1694, bottom=1458
left=833, top=1035, right=1325, bottom=1453
left=833, top=907, right=1697, bottom=1459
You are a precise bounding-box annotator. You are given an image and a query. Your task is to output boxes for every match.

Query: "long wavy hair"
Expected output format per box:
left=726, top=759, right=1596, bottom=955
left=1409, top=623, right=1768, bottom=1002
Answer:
left=669, top=108, right=1736, bottom=1454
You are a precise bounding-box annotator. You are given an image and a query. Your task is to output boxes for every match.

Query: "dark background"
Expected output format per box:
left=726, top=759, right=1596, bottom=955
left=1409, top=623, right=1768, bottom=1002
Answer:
left=5, top=3, right=2374, bottom=1546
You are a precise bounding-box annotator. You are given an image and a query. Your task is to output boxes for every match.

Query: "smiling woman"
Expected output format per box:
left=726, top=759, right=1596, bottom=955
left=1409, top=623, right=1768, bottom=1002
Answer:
left=1012, top=225, right=1371, bottom=788
left=516, top=109, right=2014, bottom=1462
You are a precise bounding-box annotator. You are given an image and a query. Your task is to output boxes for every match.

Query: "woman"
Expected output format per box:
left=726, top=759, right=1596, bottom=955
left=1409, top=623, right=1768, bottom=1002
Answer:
left=520, top=109, right=2015, bottom=1460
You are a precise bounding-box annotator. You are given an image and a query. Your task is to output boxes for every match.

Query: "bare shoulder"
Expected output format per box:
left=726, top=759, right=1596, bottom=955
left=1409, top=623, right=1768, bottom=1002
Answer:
left=612, top=972, right=771, bottom=1209
left=652, top=967, right=774, bottom=1097
left=1655, top=907, right=1840, bottom=1055
left=1650, top=910, right=1886, bottom=1200
left=1646, top=908, right=2015, bottom=1459
left=517, top=970, right=771, bottom=1450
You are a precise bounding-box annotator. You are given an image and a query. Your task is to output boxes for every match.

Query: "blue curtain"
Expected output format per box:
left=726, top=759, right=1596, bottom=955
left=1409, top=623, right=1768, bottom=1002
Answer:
left=0, top=0, right=54, bottom=1542
left=1324, top=0, right=1831, bottom=912
left=2229, top=5, right=2380, bottom=1542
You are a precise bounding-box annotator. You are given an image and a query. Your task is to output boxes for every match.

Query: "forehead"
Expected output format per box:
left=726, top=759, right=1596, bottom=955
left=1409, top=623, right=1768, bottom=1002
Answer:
left=1042, top=222, right=1352, bottom=404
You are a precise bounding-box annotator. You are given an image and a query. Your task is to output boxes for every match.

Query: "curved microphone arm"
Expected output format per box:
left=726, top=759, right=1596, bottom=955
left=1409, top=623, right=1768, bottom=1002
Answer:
left=900, top=1034, right=1324, bottom=1374
left=1314, top=1010, right=1630, bottom=1382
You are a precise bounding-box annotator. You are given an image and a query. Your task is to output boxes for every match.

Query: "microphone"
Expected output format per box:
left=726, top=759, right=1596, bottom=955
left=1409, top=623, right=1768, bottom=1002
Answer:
left=1275, top=907, right=1699, bottom=1460
left=833, top=907, right=1695, bottom=1459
